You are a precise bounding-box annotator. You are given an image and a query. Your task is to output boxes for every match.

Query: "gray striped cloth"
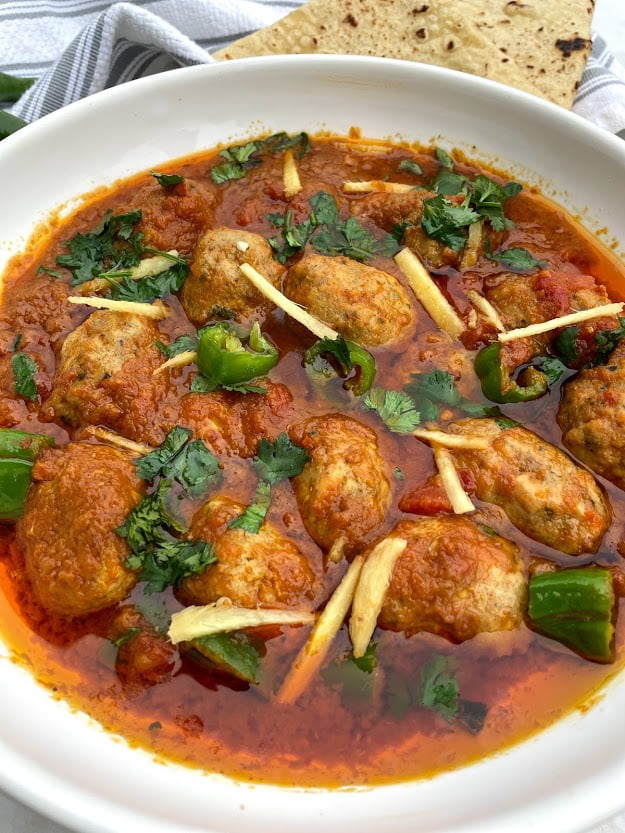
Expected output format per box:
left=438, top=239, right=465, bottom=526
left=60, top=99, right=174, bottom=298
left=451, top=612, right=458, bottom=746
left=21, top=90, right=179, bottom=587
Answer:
left=2, top=0, right=625, bottom=136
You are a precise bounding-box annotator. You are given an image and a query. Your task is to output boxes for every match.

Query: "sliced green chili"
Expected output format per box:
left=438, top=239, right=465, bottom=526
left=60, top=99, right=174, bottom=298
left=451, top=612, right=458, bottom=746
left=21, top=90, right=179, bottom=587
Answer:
left=528, top=567, right=615, bottom=663
left=0, top=429, right=54, bottom=521
left=304, top=336, right=376, bottom=396
left=474, top=342, right=548, bottom=404
left=195, top=321, right=278, bottom=391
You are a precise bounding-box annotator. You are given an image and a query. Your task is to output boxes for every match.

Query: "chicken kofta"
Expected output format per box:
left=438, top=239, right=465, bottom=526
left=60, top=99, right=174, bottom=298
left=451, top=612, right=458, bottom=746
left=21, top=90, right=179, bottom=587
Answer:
left=289, top=413, right=392, bottom=556
left=180, top=227, right=282, bottom=325
left=17, top=443, right=142, bottom=618
left=377, top=517, right=527, bottom=642
left=283, top=254, right=414, bottom=346
left=1, top=130, right=625, bottom=788
left=447, top=418, right=611, bottom=555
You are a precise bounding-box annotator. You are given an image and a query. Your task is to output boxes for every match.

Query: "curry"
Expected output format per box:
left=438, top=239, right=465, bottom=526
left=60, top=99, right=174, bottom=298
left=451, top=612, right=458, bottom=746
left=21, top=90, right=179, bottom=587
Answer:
left=1, top=132, right=624, bottom=787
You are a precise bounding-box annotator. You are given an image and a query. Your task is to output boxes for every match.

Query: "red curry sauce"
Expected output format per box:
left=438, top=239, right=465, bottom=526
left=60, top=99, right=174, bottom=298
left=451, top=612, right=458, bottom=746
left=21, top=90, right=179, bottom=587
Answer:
left=0, top=134, right=624, bottom=787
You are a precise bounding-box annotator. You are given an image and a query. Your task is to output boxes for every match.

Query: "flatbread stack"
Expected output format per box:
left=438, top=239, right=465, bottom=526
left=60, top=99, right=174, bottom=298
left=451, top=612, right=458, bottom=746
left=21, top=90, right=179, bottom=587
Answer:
left=214, top=0, right=594, bottom=108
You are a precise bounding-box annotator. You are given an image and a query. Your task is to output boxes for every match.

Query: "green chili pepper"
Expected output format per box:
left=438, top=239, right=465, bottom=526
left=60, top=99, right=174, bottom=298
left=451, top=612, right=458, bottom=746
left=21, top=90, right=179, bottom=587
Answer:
left=0, top=429, right=54, bottom=521
left=303, top=336, right=376, bottom=396
left=0, top=73, right=36, bottom=103
left=474, top=342, right=548, bottom=404
left=0, top=110, right=28, bottom=141
left=195, top=321, right=278, bottom=391
left=528, top=568, right=615, bottom=663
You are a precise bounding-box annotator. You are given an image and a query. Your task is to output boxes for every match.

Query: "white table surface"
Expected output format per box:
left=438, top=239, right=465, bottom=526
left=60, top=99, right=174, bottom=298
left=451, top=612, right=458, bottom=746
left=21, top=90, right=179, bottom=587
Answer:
left=2, top=0, right=625, bottom=830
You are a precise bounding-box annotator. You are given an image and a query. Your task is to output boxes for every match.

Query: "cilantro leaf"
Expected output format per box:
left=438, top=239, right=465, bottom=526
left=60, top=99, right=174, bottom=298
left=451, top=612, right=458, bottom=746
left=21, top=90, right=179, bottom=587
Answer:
left=430, top=169, right=469, bottom=196
left=421, top=195, right=480, bottom=253
left=471, top=175, right=521, bottom=231
left=135, top=427, right=193, bottom=482
left=419, top=655, right=460, bottom=723
left=313, top=215, right=400, bottom=262
left=210, top=132, right=310, bottom=184
left=592, top=317, right=625, bottom=365
left=268, top=191, right=399, bottom=264
left=109, top=260, right=188, bottom=303
left=398, top=159, right=423, bottom=176
left=227, top=480, right=272, bottom=534
left=135, top=426, right=221, bottom=499
left=485, top=246, right=547, bottom=272
left=553, top=326, right=580, bottom=365
left=363, top=387, right=421, bottom=433
left=156, top=334, right=198, bottom=358
left=11, top=352, right=37, bottom=400
left=136, top=538, right=217, bottom=594
left=304, top=335, right=352, bottom=375
left=405, top=369, right=494, bottom=418
left=118, top=479, right=216, bottom=593
left=56, top=209, right=143, bottom=285
left=435, top=147, right=454, bottom=169
left=534, top=356, right=568, bottom=386
left=321, top=645, right=378, bottom=706
left=150, top=171, right=184, bottom=188
left=189, top=632, right=261, bottom=684
left=253, top=433, right=310, bottom=484
left=37, top=265, right=64, bottom=279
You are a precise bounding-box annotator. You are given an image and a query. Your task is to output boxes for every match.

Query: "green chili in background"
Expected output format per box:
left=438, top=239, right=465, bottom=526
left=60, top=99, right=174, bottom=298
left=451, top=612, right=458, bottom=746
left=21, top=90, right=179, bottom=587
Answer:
left=0, top=429, right=54, bottom=521
left=474, top=342, right=548, bottom=403
left=195, top=321, right=278, bottom=390
left=528, top=567, right=615, bottom=663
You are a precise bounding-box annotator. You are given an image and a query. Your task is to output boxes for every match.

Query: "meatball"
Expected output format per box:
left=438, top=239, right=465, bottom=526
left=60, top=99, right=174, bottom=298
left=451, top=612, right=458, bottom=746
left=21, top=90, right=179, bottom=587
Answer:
left=283, top=254, right=414, bottom=346
left=448, top=418, right=611, bottom=555
left=180, top=227, right=282, bottom=326
left=486, top=270, right=616, bottom=369
left=176, top=496, right=315, bottom=608
left=44, top=310, right=176, bottom=445
left=17, top=443, right=142, bottom=618
left=178, top=379, right=293, bottom=457
left=0, top=269, right=75, bottom=341
left=557, top=341, right=625, bottom=490
left=290, top=414, right=392, bottom=555
left=378, top=517, right=527, bottom=642
left=127, top=178, right=214, bottom=256
left=106, top=605, right=176, bottom=687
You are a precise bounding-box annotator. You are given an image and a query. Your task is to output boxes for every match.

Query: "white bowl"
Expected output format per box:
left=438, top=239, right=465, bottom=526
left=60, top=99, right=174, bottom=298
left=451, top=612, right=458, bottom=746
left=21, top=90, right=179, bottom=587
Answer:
left=1, top=55, right=625, bottom=833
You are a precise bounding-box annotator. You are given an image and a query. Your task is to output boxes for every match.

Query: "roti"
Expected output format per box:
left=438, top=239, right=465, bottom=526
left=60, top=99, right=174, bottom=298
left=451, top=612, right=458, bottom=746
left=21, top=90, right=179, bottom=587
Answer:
left=213, top=0, right=594, bottom=108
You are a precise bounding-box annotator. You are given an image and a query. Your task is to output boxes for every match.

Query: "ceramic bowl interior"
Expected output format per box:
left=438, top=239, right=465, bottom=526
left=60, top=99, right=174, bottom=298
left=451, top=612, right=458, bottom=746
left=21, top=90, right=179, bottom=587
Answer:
left=1, top=55, right=625, bottom=833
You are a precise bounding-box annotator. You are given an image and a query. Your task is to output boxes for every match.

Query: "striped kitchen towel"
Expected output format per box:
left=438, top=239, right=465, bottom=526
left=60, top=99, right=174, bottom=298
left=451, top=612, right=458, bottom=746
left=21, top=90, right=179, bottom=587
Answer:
left=1, top=0, right=625, bottom=135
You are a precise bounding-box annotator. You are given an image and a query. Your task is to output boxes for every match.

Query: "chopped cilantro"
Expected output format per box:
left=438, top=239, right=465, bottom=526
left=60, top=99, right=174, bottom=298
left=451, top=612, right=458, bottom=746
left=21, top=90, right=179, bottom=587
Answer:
left=471, top=175, right=521, bottom=231
left=9, top=333, right=23, bottom=353
left=253, top=433, right=310, bottom=484
left=189, top=632, right=261, bottom=684
left=553, top=325, right=580, bottom=365
left=148, top=721, right=162, bottom=731
left=394, top=466, right=405, bottom=481
left=11, top=352, right=37, bottom=400
left=363, top=387, right=421, bottom=433
left=210, top=132, right=310, bottom=184
left=435, top=147, right=454, bottom=169
left=135, top=538, right=216, bottom=594
left=303, top=335, right=352, bottom=376
left=321, top=645, right=378, bottom=706
left=108, top=259, right=188, bottom=303
left=268, top=190, right=399, bottom=264
left=228, top=479, right=272, bottom=534
left=592, top=317, right=625, bottom=365
left=156, top=334, right=198, bottom=358
left=421, top=195, right=480, bottom=253
left=398, top=159, right=423, bottom=176
left=37, top=264, right=64, bottom=279
left=313, top=215, right=400, bottom=261
left=405, top=369, right=494, bottom=419
left=485, top=246, right=547, bottom=272
left=150, top=171, right=184, bottom=188
left=135, top=426, right=220, bottom=499
left=430, top=169, right=469, bottom=196
left=534, top=355, right=568, bottom=386
left=56, top=209, right=143, bottom=285
left=419, top=655, right=460, bottom=723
